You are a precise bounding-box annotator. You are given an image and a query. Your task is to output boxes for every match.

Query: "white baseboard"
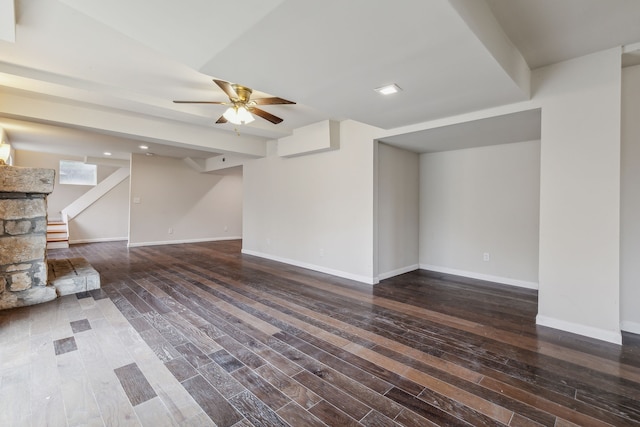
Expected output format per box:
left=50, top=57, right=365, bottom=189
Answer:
left=419, top=264, right=539, bottom=290
left=536, top=314, right=622, bottom=345
left=241, top=249, right=377, bottom=285
left=70, top=237, right=128, bottom=244
left=378, top=264, right=419, bottom=281
left=621, top=320, right=640, bottom=335
left=128, top=236, right=241, bottom=248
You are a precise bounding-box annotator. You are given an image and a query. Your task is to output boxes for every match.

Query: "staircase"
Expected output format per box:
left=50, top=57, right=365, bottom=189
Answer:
left=47, top=219, right=69, bottom=249
left=46, top=166, right=129, bottom=250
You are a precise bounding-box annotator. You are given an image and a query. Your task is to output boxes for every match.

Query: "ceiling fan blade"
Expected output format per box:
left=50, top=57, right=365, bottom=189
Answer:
left=213, top=79, right=238, bottom=99
left=215, top=115, right=228, bottom=124
left=252, top=97, right=296, bottom=105
left=173, top=100, right=226, bottom=104
left=251, top=107, right=283, bottom=124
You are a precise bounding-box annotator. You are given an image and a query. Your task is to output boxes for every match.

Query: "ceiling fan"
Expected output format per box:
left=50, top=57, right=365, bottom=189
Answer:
left=174, top=79, right=295, bottom=125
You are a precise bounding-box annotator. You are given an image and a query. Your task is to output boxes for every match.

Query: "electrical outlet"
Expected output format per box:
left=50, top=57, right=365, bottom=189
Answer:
left=168, top=227, right=173, bottom=234
left=483, top=252, right=490, bottom=262
left=319, top=248, right=324, bottom=257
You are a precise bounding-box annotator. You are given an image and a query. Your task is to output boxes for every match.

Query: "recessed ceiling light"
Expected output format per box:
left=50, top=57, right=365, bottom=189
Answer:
left=103, top=152, right=112, bottom=156
left=139, top=145, right=149, bottom=150
left=374, top=84, right=402, bottom=95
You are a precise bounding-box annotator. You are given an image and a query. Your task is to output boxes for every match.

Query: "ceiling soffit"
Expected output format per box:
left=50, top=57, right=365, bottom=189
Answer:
left=486, top=0, right=640, bottom=69
left=379, top=109, right=542, bottom=154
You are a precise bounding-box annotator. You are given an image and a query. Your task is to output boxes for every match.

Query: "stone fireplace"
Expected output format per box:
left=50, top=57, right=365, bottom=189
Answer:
left=0, top=165, right=57, bottom=309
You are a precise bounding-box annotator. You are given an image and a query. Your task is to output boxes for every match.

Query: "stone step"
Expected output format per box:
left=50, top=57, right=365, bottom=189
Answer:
left=48, top=258, right=100, bottom=295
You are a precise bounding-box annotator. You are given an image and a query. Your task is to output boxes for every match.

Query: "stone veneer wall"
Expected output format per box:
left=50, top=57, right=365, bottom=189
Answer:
left=0, top=165, right=57, bottom=309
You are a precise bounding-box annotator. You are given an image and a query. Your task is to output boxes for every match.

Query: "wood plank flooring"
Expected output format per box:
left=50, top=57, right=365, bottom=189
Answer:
left=3, top=239, right=640, bottom=426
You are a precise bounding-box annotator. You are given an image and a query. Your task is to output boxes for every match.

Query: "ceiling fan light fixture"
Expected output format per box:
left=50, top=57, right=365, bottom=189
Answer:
left=175, top=79, right=293, bottom=125
left=223, top=106, right=255, bottom=125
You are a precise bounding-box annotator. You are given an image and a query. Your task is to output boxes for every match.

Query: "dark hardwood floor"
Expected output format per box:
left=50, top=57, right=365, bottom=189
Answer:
left=49, top=240, right=640, bottom=426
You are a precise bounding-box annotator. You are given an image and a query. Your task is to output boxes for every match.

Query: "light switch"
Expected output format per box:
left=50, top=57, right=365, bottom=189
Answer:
left=133, top=197, right=141, bottom=204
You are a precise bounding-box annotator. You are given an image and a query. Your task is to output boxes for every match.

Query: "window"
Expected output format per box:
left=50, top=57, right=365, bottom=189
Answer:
left=59, top=160, right=97, bottom=185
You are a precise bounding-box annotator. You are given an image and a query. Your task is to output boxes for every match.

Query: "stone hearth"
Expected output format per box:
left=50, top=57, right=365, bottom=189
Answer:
left=0, top=165, right=56, bottom=309
left=0, top=164, right=101, bottom=310
left=48, top=258, right=100, bottom=295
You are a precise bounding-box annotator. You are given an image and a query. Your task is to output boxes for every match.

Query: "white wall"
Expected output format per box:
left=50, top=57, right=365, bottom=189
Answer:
left=69, top=178, right=129, bottom=243
left=377, top=143, right=419, bottom=279
left=621, top=64, right=640, bottom=334
left=534, top=48, right=622, bottom=343
left=14, top=150, right=114, bottom=217
left=14, top=149, right=129, bottom=242
left=419, top=140, right=540, bottom=288
left=242, top=120, right=378, bottom=283
left=128, top=153, right=242, bottom=246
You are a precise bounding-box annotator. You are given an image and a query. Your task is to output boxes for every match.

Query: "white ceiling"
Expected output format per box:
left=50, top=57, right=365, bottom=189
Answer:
left=1, top=0, right=640, bottom=160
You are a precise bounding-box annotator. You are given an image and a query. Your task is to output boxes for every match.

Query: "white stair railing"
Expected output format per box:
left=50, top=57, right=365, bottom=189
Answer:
left=61, top=167, right=130, bottom=221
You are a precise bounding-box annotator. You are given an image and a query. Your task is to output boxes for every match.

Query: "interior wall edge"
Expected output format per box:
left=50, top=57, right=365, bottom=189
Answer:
left=128, top=236, right=241, bottom=248
left=536, top=314, right=623, bottom=345
left=69, top=237, right=127, bottom=244
left=241, top=248, right=378, bottom=285
left=621, top=320, right=640, bottom=335
left=378, top=264, right=420, bottom=281
left=420, top=264, right=539, bottom=290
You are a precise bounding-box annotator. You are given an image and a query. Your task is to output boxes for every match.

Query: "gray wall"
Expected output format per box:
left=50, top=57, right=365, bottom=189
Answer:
left=621, top=64, right=640, bottom=334
left=377, top=143, right=419, bottom=279
left=419, top=140, right=540, bottom=288
left=128, top=153, right=242, bottom=246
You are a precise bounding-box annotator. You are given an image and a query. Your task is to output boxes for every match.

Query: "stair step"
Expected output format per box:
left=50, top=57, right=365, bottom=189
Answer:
left=47, top=241, right=69, bottom=249
left=47, top=230, right=68, bottom=235
left=46, top=220, right=69, bottom=248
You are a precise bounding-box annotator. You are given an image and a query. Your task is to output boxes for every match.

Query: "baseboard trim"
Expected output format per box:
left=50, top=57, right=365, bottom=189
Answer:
left=378, top=264, right=419, bottom=281
left=419, top=264, right=539, bottom=290
left=241, top=249, right=377, bottom=285
left=536, top=314, right=622, bottom=345
left=621, top=320, right=640, bottom=335
left=128, top=236, right=242, bottom=248
left=70, top=237, right=128, bottom=244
